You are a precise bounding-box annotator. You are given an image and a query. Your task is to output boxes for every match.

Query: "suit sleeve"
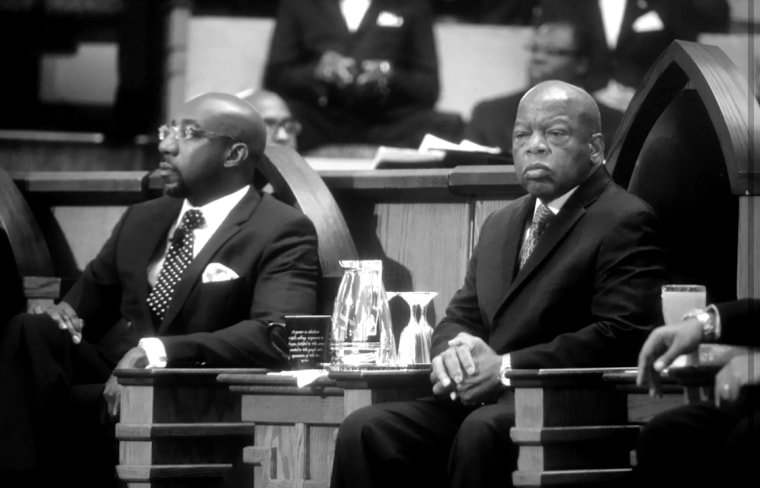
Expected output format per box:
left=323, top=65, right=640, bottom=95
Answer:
left=510, top=207, right=668, bottom=368
left=463, top=103, right=490, bottom=146
left=161, top=214, right=319, bottom=368
left=430, top=215, right=494, bottom=358
left=386, top=0, right=439, bottom=107
left=714, top=298, right=760, bottom=347
left=63, top=207, right=131, bottom=343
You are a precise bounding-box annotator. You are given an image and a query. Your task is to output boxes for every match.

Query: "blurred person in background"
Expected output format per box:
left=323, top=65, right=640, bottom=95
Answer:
left=465, top=20, right=624, bottom=155
left=263, top=0, right=463, bottom=153
left=239, top=88, right=302, bottom=150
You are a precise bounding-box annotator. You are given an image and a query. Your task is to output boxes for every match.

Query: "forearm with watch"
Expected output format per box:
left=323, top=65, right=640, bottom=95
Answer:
left=685, top=304, right=722, bottom=342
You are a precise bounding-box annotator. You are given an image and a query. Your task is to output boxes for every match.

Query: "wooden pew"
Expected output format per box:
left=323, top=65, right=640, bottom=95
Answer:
left=507, top=39, right=760, bottom=487
left=114, top=145, right=358, bottom=488
left=0, top=166, right=60, bottom=313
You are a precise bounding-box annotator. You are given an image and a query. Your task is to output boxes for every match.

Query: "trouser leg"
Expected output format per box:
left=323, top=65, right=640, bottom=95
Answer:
left=331, top=396, right=473, bottom=488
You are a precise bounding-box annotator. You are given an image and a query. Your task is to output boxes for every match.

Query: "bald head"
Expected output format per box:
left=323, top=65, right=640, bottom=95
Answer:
left=512, top=80, right=605, bottom=201
left=158, top=92, right=269, bottom=206
left=521, top=80, right=601, bottom=137
left=239, top=89, right=299, bottom=150
left=182, top=92, right=267, bottom=161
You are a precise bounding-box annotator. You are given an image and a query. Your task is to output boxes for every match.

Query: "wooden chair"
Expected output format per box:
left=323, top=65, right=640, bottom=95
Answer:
left=0, top=166, right=60, bottom=316
left=115, top=145, right=358, bottom=488
left=508, top=40, right=760, bottom=488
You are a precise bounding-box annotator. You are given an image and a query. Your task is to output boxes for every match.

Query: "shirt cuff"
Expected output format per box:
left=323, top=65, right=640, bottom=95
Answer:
left=138, top=337, right=168, bottom=369
left=499, top=353, right=512, bottom=386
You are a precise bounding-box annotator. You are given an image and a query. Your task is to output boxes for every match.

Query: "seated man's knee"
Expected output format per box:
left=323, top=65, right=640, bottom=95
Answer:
left=458, top=406, right=510, bottom=439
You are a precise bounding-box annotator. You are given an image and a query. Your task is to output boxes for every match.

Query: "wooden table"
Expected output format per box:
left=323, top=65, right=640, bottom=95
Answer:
left=116, top=368, right=267, bottom=488
left=217, top=367, right=432, bottom=488
left=506, top=366, right=721, bottom=488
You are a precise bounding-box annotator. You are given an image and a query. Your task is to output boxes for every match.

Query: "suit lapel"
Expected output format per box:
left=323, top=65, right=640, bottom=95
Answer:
left=323, top=0, right=350, bottom=33
left=494, top=165, right=612, bottom=320
left=357, top=0, right=382, bottom=31
left=483, top=196, right=533, bottom=327
left=618, top=0, right=649, bottom=45
left=158, top=188, right=262, bottom=334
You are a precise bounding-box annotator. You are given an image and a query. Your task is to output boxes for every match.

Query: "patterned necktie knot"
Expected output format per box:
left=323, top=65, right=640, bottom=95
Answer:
left=181, top=209, right=205, bottom=231
left=532, top=204, right=554, bottom=235
left=147, top=209, right=205, bottom=321
left=519, top=203, right=555, bottom=269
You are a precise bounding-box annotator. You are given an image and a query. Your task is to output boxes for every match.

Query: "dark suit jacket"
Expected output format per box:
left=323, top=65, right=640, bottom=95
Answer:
left=431, top=165, right=667, bottom=368
left=263, top=0, right=439, bottom=112
left=715, top=299, right=760, bottom=348
left=538, top=0, right=708, bottom=89
left=464, top=89, right=624, bottom=155
left=63, top=188, right=319, bottom=368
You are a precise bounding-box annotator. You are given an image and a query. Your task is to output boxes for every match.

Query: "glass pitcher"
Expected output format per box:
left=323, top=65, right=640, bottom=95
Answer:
left=331, top=260, right=398, bottom=366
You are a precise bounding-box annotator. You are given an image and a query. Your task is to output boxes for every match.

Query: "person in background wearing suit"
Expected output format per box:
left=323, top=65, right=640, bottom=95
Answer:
left=536, top=0, right=730, bottom=111
left=330, top=80, right=667, bottom=488
left=239, top=88, right=302, bottom=150
left=636, top=298, right=760, bottom=487
left=263, top=0, right=462, bottom=153
left=0, top=92, right=320, bottom=488
left=464, top=19, right=624, bottom=155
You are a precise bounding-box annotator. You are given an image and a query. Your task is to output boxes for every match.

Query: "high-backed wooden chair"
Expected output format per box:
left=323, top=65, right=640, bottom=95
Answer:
left=507, top=40, right=760, bottom=488
left=115, top=145, right=358, bottom=488
left=0, top=166, right=60, bottom=317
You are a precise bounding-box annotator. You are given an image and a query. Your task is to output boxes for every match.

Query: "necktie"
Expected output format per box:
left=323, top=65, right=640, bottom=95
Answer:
left=147, top=209, right=205, bottom=320
left=519, top=204, right=555, bottom=269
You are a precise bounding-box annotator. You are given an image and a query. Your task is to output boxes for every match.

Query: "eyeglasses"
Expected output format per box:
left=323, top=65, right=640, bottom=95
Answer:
left=263, top=118, right=302, bottom=136
left=525, top=44, right=580, bottom=57
left=157, top=123, right=237, bottom=142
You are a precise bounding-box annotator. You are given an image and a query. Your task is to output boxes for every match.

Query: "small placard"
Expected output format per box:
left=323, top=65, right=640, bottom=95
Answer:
left=285, top=315, right=331, bottom=370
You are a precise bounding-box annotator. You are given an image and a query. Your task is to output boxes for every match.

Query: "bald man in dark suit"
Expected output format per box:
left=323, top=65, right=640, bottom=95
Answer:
left=331, top=81, right=667, bottom=488
left=0, top=93, right=319, bottom=488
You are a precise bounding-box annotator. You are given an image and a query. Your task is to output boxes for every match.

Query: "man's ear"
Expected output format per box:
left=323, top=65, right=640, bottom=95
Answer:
left=589, top=132, right=605, bottom=164
left=224, top=142, right=249, bottom=168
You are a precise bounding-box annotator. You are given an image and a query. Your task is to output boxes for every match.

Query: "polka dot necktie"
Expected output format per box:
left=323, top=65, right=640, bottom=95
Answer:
left=147, top=209, right=205, bottom=320
left=519, top=204, right=555, bottom=270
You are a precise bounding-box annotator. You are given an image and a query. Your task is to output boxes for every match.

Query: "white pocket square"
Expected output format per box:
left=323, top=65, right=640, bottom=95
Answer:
left=377, top=11, right=404, bottom=28
left=202, top=263, right=239, bottom=283
left=632, top=11, right=664, bottom=32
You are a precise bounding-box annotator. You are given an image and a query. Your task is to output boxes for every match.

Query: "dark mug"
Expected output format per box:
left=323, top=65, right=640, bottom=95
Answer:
left=284, top=315, right=331, bottom=370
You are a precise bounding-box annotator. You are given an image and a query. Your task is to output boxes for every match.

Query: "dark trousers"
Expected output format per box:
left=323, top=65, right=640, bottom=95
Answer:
left=330, top=394, right=517, bottom=488
left=0, top=313, right=119, bottom=488
left=636, top=402, right=760, bottom=487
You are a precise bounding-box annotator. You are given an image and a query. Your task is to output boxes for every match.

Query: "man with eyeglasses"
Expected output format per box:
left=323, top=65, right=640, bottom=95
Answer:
left=465, top=20, right=623, bottom=156
left=0, top=92, right=320, bottom=488
left=239, top=88, right=303, bottom=150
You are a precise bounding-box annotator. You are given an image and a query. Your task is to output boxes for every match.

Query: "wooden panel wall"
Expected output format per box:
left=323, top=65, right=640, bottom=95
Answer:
left=737, top=195, right=760, bottom=298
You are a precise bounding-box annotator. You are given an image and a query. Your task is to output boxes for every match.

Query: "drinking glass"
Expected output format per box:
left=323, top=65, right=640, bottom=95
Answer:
left=395, top=291, right=438, bottom=365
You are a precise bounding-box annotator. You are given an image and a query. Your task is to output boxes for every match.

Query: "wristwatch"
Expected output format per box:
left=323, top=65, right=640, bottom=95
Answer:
left=685, top=307, right=719, bottom=342
left=499, top=354, right=512, bottom=386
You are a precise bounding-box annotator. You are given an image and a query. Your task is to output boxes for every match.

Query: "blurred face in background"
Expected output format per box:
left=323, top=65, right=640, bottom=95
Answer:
left=244, top=90, right=301, bottom=150
left=527, top=22, right=589, bottom=86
